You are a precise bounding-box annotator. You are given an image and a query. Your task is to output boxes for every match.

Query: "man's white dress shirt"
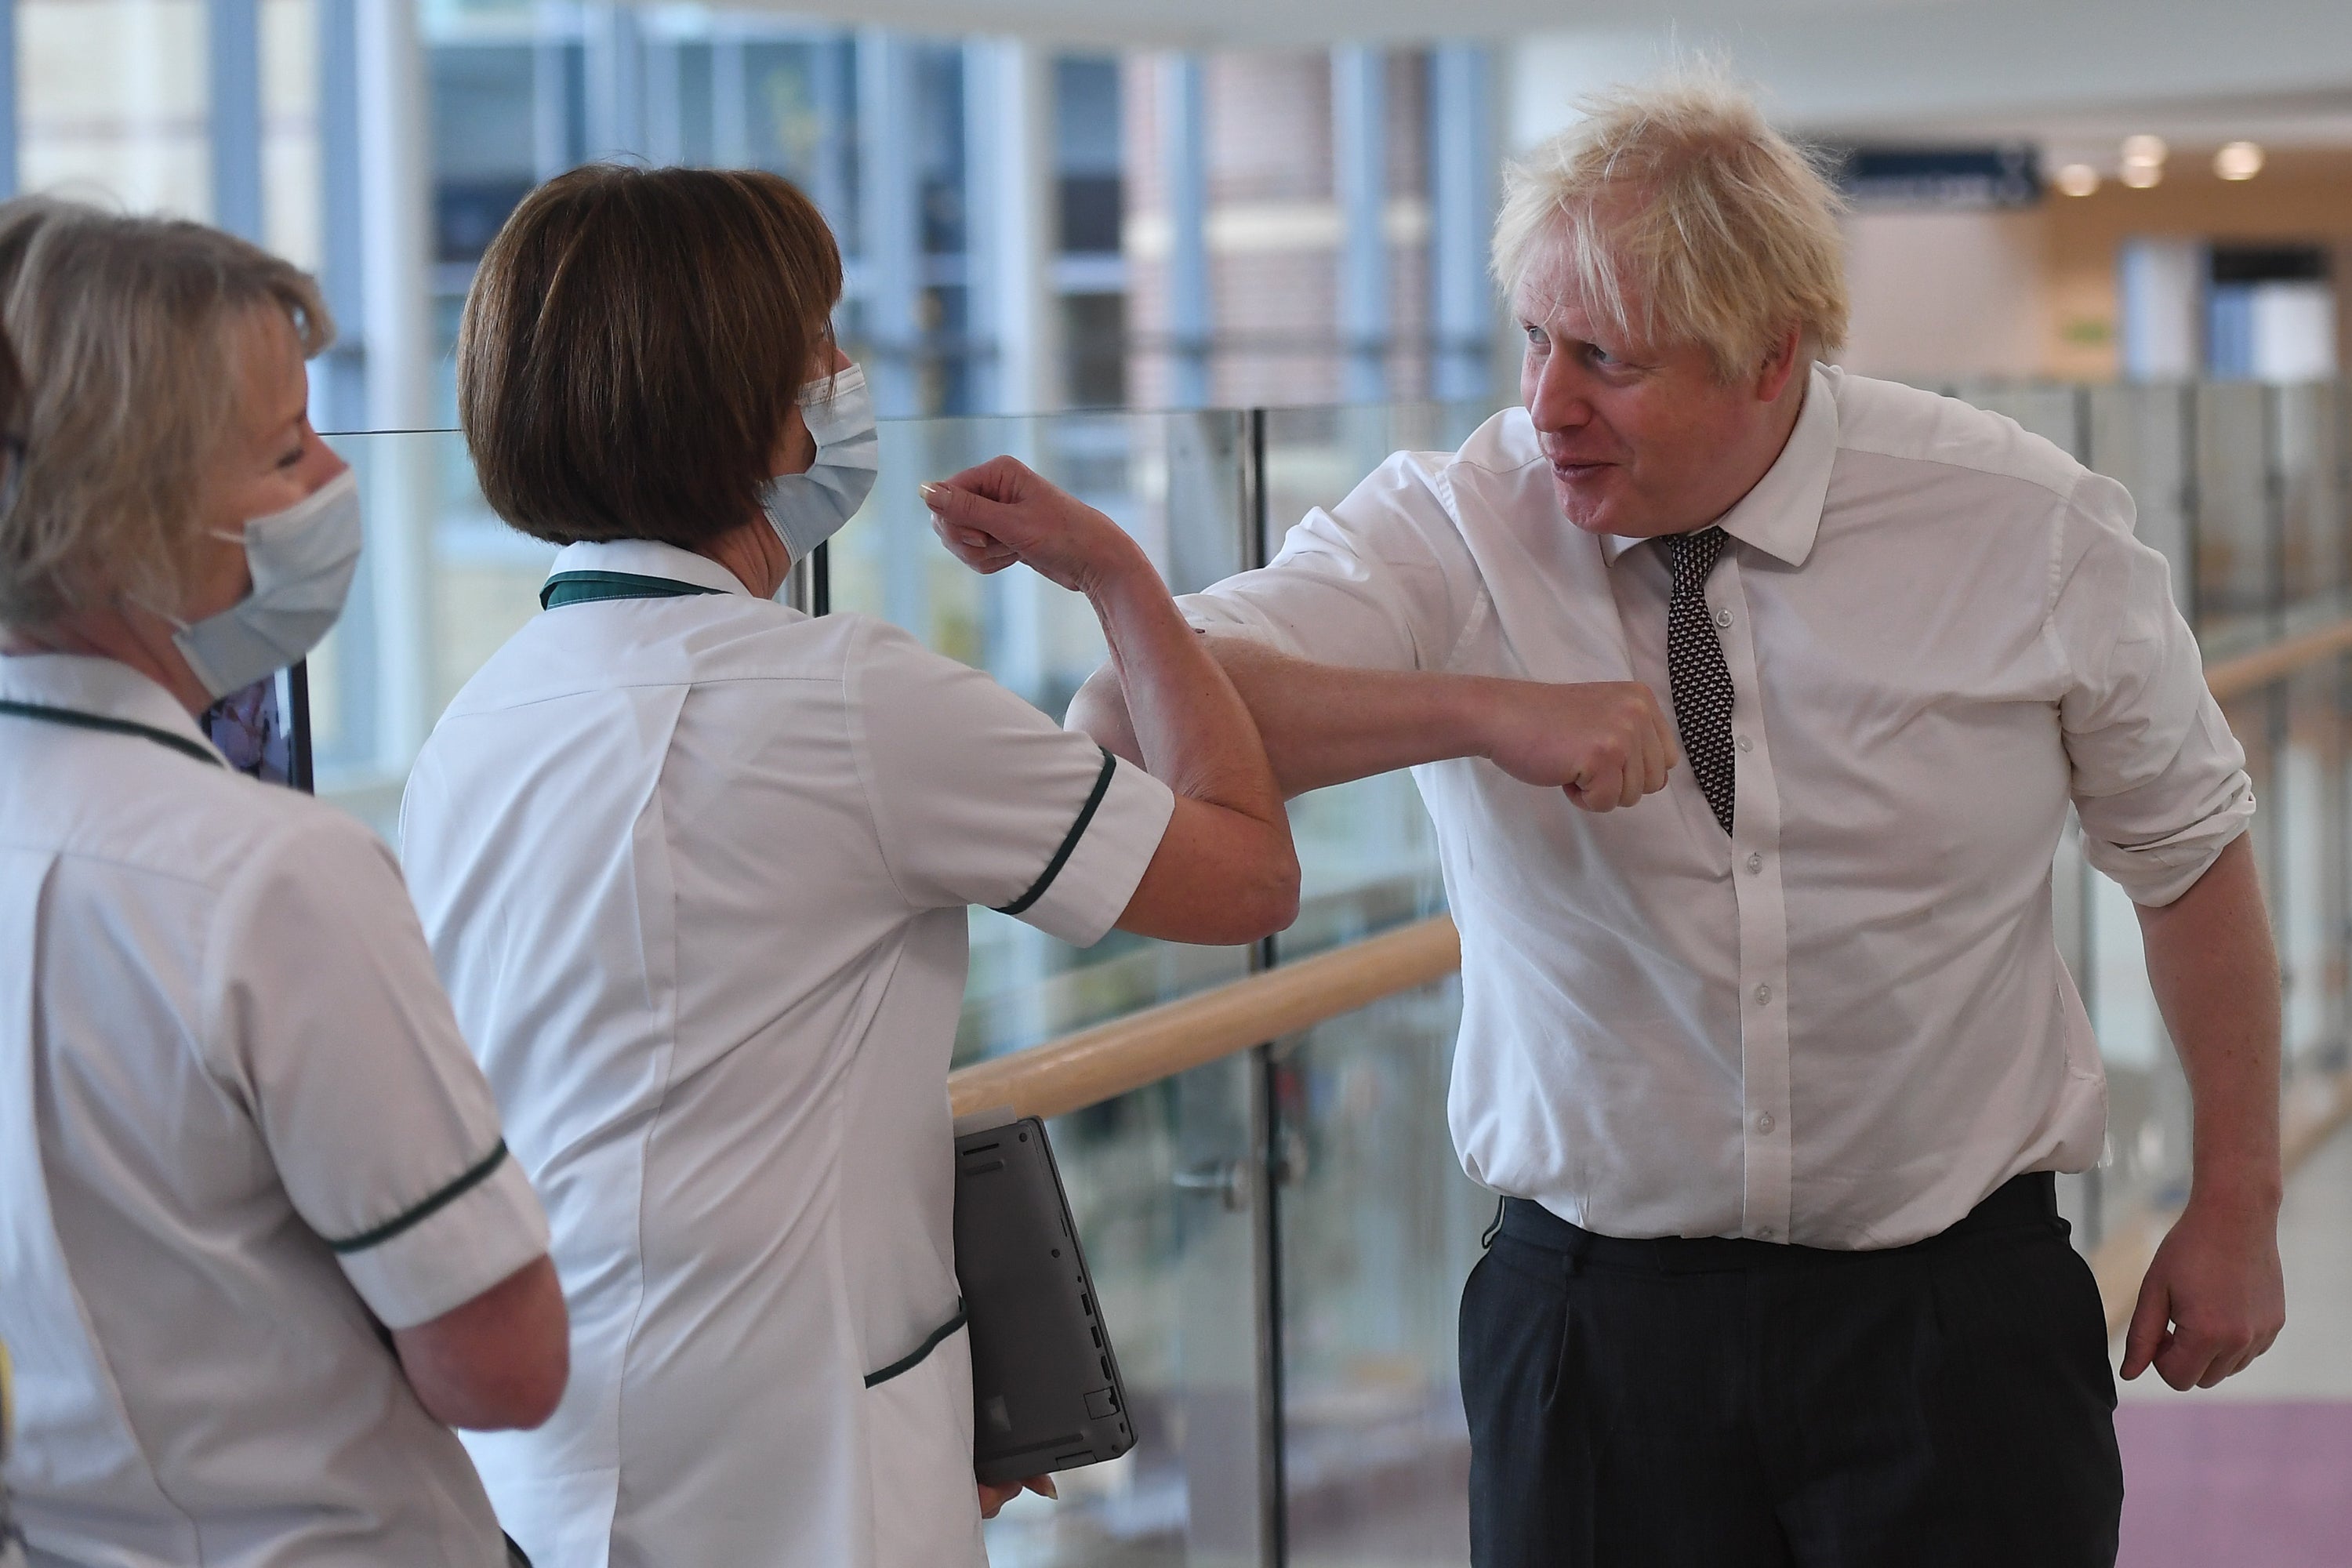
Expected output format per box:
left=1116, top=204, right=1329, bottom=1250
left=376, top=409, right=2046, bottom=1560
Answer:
left=1184, top=365, right=2252, bottom=1249
left=0, top=653, right=550, bottom=1566
left=399, top=539, right=1174, bottom=1568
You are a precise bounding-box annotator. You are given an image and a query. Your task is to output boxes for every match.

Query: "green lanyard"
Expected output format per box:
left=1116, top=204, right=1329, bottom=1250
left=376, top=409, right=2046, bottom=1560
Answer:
left=0, top=698, right=223, bottom=768
left=539, top=571, right=724, bottom=610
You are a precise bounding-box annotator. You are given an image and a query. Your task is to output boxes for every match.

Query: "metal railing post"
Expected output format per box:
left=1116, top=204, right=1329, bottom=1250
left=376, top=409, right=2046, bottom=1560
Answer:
left=1244, top=404, right=1288, bottom=1566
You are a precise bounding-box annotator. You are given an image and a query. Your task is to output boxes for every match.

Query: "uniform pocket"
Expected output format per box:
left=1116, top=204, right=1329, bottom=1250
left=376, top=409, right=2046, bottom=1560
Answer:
left=865, top=1319, right=988, bottom=1568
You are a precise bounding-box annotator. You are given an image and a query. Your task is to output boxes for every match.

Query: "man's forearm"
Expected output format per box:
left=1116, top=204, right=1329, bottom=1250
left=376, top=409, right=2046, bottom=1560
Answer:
left=2136, top=834, right=2283, bottom=1207
left=1069, top=635, right=1496, bottom=799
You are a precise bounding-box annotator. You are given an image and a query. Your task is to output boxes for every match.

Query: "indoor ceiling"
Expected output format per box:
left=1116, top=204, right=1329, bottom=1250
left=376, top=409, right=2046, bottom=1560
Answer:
left=719, top=0, right=2352, bottom=147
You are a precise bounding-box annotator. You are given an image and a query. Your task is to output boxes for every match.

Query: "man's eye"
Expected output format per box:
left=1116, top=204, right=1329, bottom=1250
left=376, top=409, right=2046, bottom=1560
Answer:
left=1523, top=325, right=1548, bottom=349
left=1587, top=345, right=1619, bottom=367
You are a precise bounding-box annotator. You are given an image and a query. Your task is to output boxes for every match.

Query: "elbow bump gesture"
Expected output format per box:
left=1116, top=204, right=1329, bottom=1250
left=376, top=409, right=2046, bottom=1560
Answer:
left=1487, top=681, right=1679, bottom=813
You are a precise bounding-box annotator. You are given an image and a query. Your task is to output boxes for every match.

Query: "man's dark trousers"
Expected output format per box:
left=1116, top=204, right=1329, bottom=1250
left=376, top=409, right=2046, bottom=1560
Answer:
left=1459, top=1173, right=2123, bottom=1566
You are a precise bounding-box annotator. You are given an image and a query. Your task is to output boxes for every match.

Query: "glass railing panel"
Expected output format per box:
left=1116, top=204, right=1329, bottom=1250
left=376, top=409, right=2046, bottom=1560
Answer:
left=2277, top=383, right=2346, bottom=611
left=2275, top=662, right=2348, bottom=1079
left=1259, top=401, right=1501, bottom=561
left=989, top=1052, right=1271, bottom=1568
left=1281, top=769, right=1449, bottom=961
left=2194, top=383, right=2278, bottom=647
left=318, top=426, right=540, bottom=840
left=1951, top=382, right=2085, bottom=457
left=1274, top=976, right=1478, bottom=1568
left=2083, top=383, right=2194, bottom=614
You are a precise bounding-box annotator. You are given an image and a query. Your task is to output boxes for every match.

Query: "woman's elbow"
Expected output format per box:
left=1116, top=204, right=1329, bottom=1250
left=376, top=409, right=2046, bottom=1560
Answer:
left=1221, top=840, right=1300, bottom=944
left=490, top=1337, right=570, bottom=1431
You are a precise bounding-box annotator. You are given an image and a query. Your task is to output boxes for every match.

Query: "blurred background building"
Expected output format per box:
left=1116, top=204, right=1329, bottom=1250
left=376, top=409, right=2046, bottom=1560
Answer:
left=6, top=0, right=2347, bottom=428
left=9, top=4, right=2352, bottom=1566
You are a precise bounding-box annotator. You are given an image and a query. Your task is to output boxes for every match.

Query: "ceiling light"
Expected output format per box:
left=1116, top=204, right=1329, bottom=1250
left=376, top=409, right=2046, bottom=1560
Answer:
left=2119, top=162, right=2162, bottom=189
left=2054, top=163, right=2101, bottom=197
left=2121, top=133, right=2168, bottom=168
left=2215, top=141, right=2265, bottom=180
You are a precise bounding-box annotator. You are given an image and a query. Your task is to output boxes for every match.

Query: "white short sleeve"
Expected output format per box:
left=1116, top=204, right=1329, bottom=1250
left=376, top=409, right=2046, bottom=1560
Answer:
left=2055, top=470, right=2255, bottom=906
left=204, top=813, right=550, bottom=1330
left=846, top=616, right=1175, bottom=946
left=1180, top=448, right=1486, bottom=673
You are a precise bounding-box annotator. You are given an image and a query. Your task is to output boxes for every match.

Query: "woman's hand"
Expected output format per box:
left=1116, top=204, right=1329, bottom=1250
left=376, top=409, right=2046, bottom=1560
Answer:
left=978, top=1472, right=1058, bottom=1519
left=920, top=457, right=1148, bottom=597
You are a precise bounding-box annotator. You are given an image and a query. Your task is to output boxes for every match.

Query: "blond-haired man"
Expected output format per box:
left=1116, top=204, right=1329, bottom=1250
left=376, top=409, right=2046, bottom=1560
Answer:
left=1065, top=79, right=2281, bottom=1565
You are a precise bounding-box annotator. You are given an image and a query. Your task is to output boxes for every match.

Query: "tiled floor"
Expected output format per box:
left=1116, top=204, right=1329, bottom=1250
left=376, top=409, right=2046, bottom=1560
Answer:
left=2114, top=1120, right=2352, bottom=1568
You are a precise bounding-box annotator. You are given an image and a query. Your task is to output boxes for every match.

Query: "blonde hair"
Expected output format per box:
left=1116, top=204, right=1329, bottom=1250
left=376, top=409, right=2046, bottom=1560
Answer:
left=1492, top=74, right=1849, bottom=380
left=0, top=198, right=332, bottom=629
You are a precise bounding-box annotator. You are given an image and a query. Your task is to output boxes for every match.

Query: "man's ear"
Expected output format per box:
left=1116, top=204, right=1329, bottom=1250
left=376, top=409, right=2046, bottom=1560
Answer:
left=1755, top=325, right=1806, bottom=403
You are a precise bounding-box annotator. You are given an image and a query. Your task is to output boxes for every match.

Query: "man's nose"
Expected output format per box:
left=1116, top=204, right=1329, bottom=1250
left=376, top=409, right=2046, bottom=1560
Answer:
left=1528, top=358, right=1592, bottom=433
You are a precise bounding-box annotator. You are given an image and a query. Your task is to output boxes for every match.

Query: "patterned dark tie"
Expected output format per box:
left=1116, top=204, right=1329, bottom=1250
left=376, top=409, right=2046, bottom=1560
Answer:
left=1666, top=527, right=1737, bottom=835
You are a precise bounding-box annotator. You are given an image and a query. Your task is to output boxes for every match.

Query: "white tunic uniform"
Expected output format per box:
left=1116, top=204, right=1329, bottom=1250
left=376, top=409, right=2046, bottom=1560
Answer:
left=399, top=540, right=1174, bottom=1568
left=0, top=653, right=552, bottom=1567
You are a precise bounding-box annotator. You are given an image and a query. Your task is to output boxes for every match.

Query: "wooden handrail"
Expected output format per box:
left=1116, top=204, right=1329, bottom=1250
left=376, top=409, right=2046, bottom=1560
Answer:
left=949, top=916, right=1460, bottom=1121
left=2203, top=617, right=2352, bottom=701
left=949, top=615, right=2352, bottom=1123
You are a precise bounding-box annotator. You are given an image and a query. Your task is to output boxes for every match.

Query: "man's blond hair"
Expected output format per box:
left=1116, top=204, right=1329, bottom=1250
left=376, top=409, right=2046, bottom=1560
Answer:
left=0, top=198, right=332, bottom=629
left=1492, top=75, right=1849, bottom=381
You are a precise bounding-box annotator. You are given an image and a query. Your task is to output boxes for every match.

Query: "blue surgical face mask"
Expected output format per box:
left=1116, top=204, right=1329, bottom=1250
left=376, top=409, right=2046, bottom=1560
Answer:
left=760, top=363, right=879, bottom=563
left=170, top=467, right=363, bottom=700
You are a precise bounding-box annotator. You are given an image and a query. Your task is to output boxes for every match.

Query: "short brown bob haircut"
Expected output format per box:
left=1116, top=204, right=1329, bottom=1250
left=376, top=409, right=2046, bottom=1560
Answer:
left=459, top=164, right=842, bottom=546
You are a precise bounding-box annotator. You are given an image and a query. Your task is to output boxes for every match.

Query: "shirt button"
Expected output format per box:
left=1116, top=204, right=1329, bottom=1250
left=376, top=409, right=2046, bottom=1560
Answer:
left=1754, top=982, right=1772, bottom=1004
left=1714, top=607, right=1733, bottom=629
left=1755, top=1111, right=1776, bottom=1134
left=1735, top=735, right=1754, bottom=754
left=1745, top=852, right=1762, bottom=873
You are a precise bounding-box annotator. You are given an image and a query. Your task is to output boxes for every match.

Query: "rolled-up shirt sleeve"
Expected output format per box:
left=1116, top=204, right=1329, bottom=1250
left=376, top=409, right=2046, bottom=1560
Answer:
left=1181, top=448, right=1487, bottom=672
left=205, top=812, right=551, bottom=1330
left=2054, top=470, right=2254, bottom=906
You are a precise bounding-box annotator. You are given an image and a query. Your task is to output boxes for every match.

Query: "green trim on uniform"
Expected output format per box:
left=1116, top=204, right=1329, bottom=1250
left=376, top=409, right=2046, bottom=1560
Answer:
left=539, top=571, right=724, bottom=609
left=0, top=699, right=223, bottom=768
left=864, top=1301, right=968, bottom=1388
left=995, top=748, right=1119, bottom=918
left=326, top=1142, right=510, bottom=1255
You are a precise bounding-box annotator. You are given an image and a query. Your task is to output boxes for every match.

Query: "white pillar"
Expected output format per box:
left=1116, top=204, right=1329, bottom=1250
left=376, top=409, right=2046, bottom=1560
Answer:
left=583, top=3, right=644, bottom=162
left=532, top=2, right=573, bottom=180
left=2118, top=238, right=2206, bottom=382
left=856, top=30, right=922, bottom=419
left=963, top=38, right=1062, bottom=416
left=1160, top=54, right=1210, bottom=408
left=207, top=0, right=265, bottom=240
left=354, top=0, right=437, bottom=768
left=1333, top=46, right=1388, bottom=407
left=1430, top=45, right=1498, bottom=404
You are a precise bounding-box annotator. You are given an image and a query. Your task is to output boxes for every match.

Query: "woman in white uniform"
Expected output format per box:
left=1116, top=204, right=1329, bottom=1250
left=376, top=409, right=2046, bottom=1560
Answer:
left=0, top=199, right=569, bottom=1566
left=397, top=165, right=1298, bottom=1566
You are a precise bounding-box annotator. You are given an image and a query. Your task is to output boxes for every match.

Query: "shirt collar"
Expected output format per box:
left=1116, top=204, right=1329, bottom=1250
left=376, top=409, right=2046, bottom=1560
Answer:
left=0, top=652, right=223, bottom=758
left=546, top=538, right=760, bottom=598
left=1599, top=361, right=1841, bottom=568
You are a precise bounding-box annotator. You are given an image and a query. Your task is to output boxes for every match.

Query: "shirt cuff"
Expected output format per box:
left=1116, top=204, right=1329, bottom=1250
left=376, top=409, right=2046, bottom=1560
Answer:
left=1007, top=754, right=1175, bottom=947
left=2082, top=780, right=2256, bottom=907
left=1176, top=593, right=1297, bottom=654
left=332, top=1145, right=553, bottom=1330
